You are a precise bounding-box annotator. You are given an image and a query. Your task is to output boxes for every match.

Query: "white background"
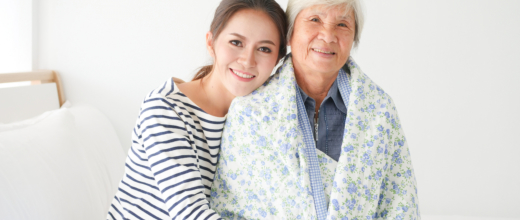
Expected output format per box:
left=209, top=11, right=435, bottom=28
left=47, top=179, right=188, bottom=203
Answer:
left=0, top=0, right=32, bottom=72
left=5, top=0, right=520, bottom=218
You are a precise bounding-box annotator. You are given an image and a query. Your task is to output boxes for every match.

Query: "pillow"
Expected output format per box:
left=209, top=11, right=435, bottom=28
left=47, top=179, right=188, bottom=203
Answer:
left=0, top=102, right=125, bottom=220
left=0, top=101, right=72, bottom=132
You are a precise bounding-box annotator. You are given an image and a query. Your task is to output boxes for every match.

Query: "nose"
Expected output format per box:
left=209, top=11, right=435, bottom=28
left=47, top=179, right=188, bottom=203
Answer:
left=237, top=47, right=256, bottom=68
left=318, top=22, right=337, bottom=43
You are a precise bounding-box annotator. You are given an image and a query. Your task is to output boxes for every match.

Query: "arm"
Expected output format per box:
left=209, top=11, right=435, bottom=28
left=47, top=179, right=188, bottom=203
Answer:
left=377, top=100, right=420, bottom=219
left=139, top=96, right=222, bottom=220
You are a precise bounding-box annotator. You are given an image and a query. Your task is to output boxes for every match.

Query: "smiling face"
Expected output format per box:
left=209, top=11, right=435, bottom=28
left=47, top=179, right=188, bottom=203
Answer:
left=207, top=9, right=280, bottom=97
left=289, top=4, right=356, bottom=76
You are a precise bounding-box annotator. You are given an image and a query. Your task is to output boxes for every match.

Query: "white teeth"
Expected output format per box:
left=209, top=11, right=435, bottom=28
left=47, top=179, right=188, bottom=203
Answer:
left=313, top=49, right=334, bottom=54
left=232, top=69, right=255, bottom=79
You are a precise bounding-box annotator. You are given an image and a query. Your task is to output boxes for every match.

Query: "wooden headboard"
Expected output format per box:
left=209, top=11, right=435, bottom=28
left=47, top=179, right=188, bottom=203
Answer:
left=0, top=70, right=65, bottom=106
left=0, top=70, right=66, bottom=123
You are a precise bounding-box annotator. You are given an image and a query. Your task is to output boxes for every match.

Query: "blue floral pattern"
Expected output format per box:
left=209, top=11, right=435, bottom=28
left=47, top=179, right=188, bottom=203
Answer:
left=210, top=56, right=420, bottom=220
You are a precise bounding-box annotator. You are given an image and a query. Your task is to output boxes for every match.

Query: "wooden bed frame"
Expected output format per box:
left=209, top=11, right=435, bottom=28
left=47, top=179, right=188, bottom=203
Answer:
left=0, top=70, right=66, bottom=106
left=0, top=71, right=185, bottom=108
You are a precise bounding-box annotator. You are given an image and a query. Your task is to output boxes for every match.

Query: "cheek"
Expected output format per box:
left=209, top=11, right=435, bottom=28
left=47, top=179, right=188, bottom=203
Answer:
left=216, top=45, right=236, bottom=65
left=293, top=31, right=315, bottom=53
left=340, top=38, right=354, bottom=56
left=340, top=34, right=355, bottom=47
left=258, top=57, right=278, bottom=77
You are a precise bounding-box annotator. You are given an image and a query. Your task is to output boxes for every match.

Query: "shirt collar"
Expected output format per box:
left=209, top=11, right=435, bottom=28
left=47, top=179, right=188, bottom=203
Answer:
left=297, top=78, right=347, bottom=114
left=298, top=84, right=310, bottom=103
left=327, top=79, right=347, bottom=114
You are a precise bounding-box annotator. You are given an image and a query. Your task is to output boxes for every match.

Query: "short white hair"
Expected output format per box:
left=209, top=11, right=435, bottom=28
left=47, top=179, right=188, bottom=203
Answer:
left=286, top=0, right=365, bottom=48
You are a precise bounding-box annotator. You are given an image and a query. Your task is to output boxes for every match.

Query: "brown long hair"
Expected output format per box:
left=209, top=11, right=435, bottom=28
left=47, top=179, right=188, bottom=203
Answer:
left=192, top=0, right=288, bottom=81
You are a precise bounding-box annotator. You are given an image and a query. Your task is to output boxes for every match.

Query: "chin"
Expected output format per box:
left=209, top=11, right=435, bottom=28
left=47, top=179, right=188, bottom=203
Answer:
left=310, top=65, right=337, bottom=74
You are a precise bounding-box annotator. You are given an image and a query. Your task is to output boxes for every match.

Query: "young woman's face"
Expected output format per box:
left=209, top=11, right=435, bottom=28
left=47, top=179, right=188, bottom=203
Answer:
left=207, top=9, right=280, bottom=97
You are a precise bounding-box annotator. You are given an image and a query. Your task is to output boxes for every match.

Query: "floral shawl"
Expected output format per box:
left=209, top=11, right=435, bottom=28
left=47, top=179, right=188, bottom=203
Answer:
left=209, top=56, right=420, bottom=220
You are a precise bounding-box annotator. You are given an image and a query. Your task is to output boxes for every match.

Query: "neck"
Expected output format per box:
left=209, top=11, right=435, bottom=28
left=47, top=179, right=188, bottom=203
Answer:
left=178, top=69, right=235, bottom=117
left=293, top=62, right=338, bottom=114
left=199, top=71, right=235, bottom=117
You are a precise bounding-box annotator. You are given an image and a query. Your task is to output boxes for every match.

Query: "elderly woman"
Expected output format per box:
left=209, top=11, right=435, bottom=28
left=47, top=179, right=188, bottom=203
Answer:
left=210, top=0, right=419, bottom=219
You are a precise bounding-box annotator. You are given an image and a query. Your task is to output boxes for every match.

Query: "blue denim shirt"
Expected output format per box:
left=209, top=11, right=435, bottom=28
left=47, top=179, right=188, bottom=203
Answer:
left=297, top=78, right=347, bottom=162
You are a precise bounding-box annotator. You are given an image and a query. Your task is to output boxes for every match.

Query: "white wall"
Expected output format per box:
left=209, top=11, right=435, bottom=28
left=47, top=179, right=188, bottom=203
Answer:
left=37, top=0, right=224, bottom=150
left=0, top=0, right=32, bottom=73
left=36, top=0, right=520, bottom=218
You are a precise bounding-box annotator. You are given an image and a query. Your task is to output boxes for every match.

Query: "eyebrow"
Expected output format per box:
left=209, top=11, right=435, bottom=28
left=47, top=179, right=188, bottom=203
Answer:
left=230, top=33, right=276, bottom=46
left=310, top=10, right=352, bottom=20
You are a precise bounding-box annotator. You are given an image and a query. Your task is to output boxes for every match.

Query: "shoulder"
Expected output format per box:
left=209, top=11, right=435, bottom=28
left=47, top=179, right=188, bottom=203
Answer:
left=363, top=72, right=395, bottom=102
left=145, top=78, right=183, bottom=101
left=349, top=67, right=400, bottom=117
left=139, top=78, right=198, bottom=118
left=232, top=63, right=294, bottom=105
left=141, top=79, right=226, bottom=125
left=229, top=71, right=284, bottom=116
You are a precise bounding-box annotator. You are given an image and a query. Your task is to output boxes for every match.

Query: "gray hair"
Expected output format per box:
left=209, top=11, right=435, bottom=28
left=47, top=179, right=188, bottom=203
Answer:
left=286, top=0, right=365, bottom=48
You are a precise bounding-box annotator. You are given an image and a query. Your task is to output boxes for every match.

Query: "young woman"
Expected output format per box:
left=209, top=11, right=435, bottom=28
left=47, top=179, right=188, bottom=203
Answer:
left=107, top=0, right=288, bottom=219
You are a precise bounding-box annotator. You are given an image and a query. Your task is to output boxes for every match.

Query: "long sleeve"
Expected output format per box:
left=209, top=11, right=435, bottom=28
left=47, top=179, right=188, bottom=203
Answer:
left=138, top=96, right=222, bottom=220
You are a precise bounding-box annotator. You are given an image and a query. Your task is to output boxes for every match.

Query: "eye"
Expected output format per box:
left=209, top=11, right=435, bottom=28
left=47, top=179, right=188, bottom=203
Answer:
left=310, top=17, right=320, bottom=22
left=230, top=40, right=242, bottom=47
left=258, top=47, right=272, bottom=53
left=338, top=23, right=348, bottom=27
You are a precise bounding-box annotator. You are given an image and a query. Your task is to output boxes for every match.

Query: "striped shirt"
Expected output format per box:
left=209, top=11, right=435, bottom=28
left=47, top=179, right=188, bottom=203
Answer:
left=108, top=78, right=226, bottom=220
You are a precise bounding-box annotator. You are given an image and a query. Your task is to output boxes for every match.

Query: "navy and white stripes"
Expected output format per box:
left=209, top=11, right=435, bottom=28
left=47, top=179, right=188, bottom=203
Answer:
left=108, top=78, right=225, bottom=220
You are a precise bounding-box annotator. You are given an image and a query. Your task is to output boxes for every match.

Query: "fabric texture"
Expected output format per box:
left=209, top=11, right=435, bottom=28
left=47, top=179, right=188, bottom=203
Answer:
left=210, top=56, right=420, bottom=220
left=107, top=79, right=226, bottom=220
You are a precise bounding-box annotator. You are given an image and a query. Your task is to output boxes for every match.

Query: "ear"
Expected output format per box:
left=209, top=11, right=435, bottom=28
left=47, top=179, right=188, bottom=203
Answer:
left=206, top=31, right=215, bottom=58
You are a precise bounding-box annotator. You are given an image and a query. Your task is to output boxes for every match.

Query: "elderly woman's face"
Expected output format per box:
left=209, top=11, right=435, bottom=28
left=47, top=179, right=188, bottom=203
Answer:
left=289, top=5, right=355, bottom=75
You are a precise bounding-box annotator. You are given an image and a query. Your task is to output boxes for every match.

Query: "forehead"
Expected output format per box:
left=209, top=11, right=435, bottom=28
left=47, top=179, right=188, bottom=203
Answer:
left=220, top=9, right=280, bottom=42
left=303, top=4, right=354, bottom=20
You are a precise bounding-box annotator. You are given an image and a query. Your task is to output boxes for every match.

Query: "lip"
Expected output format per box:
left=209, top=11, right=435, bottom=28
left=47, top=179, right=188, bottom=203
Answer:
left=230, top=68, right=256, bottom=82
left=311, top=48, right=336, bottom=58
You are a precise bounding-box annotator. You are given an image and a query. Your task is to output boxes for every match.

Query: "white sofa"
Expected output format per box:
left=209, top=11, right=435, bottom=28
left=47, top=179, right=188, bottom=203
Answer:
left=0, top=102, right=125, bottom=219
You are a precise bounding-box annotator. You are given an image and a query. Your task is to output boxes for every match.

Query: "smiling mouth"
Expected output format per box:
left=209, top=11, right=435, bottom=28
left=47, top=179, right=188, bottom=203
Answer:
left=231, top=68, right=255, bottom=79
left=312, top=48, right=336, bottom=55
